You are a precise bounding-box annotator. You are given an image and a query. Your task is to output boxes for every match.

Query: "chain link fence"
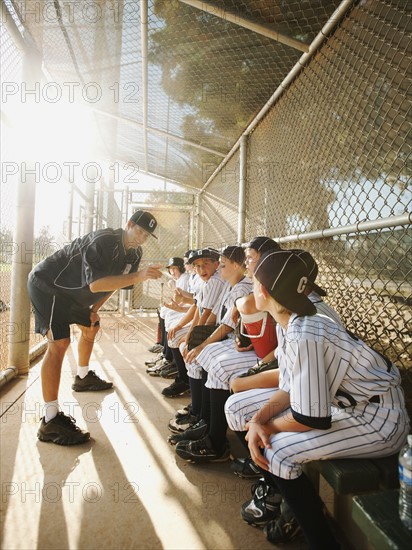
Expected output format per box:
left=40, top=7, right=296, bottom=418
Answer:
left=201, top=0, right=412, bottom=412
left=1, top=15, right=23, bottom=371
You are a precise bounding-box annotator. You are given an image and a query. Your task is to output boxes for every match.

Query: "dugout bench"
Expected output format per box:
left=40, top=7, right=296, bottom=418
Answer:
left=304, top=455, right=411, bottom=550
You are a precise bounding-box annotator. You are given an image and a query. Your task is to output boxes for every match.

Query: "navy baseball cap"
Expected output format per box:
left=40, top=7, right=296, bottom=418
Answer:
left=188, top=248, right=220, bottom=264
left=290, top=249, right=327, bottom=296
left=254, top=250, right=316, bottom=316
left=221, top=245, right=245, bottom=265
left=129, top=210, right=158, bottom=239
left=166, top=257, right=184, bottom=269
left=243, top=236, right=280, bottom=254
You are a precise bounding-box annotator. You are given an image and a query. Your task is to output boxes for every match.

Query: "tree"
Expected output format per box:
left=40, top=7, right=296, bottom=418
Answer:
left=0, top=227, right=14, bottom=265
left=34, top=226, right=57, bottom=264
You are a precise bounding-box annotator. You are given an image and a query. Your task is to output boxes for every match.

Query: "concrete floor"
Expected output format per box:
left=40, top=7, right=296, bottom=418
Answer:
left=0, top=312, right=308, bottom=550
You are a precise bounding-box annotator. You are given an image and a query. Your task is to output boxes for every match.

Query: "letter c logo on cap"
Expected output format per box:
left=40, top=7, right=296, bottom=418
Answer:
left=297, top=276, right=308, bottom=294
left=149, top=219, right=155, bottom=228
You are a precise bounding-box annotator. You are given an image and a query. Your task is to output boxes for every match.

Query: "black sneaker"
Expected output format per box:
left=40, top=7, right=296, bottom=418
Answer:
left=37, top=412, right=90, bottom=445
left=168, top=413, right=198, bottom=434
left=167, top=419, right=208, bottom=445
left=72, top=370, right=113, bottom=392
left=175, top=435, right=231, bottom=463
left=159, top=362, right=178, bottom=379
left=162, top=381, right=190, bottom=398
left=231, top=457, right=262, bottom=479
left=241, top=478, right=282, bottom=526
left=175, top=405, right=192, bottom=418
left=263, top=501, right=301, bottom=543
left=148, top=344, right=163, bottom=353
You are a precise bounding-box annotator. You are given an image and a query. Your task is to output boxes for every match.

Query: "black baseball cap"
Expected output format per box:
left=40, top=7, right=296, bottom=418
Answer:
left=129, top=210, right=158, bottom=239
left=254, top=250, right=316, bottom=316
left=221, top=245, right=245, bottom=265
left=243, top=236, right=280, bottom=254
left=166, top=257, right=184, bottom=269
left=290, top=249, right=327, bottom=296
left=184, top=249, right=195, bottom=259
left=188, top=248, right=220, bottom=264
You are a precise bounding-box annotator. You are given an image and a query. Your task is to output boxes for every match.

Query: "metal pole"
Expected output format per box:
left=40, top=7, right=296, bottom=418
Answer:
left=140, top=0, right=148, bottom=172
left=120, top=186, right=130, bottom=314
left=237, top=135, right=247, bottom=244
left=66, top=181, right=73, bottom=241
left=84, top=181, right=95, bottom=233
left=7, top=48, right=41, bottom=374
left=275, top=213, right=412, bottom=244
left=194, top=194, right=200, bottom=248
left=178, top=0, right=309, bottom=53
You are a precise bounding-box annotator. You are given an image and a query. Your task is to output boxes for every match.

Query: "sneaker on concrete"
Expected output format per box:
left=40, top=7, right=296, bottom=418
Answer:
left=37, top=412, right=90, bottom=445
left=167, top=419, right=208, bottom=445
left=162, top=381, right=190, bottom=398
left=72, top=370, right=113, bottom=392
left=175, top=405, right=192, bottom=418
left=159, top=362, right=178, bottom=379
left=145, top=353, right=164, bottom=366
left=148, top=344, right=163, bottom=353
left=263, top=501, right=301, bottom=543
left=241, top=478, right=282, bottom=526
left=168, top=413, right=198, bottom=434
left=231, top=457, right=262, bottom=479
left=175, top=435, right=231, bottom=463
left=146, top=358, right=169, bottom=375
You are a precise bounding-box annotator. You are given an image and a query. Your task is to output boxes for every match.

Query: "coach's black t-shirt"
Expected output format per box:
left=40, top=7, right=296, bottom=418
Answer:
left=29, top=228, right=142, bottom=307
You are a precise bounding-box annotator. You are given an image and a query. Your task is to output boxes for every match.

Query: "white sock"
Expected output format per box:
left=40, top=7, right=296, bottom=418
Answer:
left=77, top=366, right=89, bottom=379
left=44, top=400, right=59, bottom=423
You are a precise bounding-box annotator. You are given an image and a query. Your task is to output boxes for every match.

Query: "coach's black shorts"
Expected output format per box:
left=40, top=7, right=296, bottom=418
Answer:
left=28, top=279, right=92, bottom=340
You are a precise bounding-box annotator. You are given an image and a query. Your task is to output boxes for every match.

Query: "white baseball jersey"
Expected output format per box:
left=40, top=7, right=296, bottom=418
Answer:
left=196, top=272, right=228, bottom=315
left=307, top=291, right=342, bottom=325
left=226, top=311, right=409, bottom=480
left=212, top=277, right=253, bottom=328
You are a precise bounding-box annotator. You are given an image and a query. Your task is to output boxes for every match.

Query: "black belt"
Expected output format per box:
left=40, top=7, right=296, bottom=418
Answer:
left=336, top=390, right=380, bottom=409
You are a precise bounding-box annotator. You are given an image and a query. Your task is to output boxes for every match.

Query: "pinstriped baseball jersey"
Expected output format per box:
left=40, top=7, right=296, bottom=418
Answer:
left=307, top=291, right=342, bottom=325
left=189, top=272, right=203, bottom=293
left=196, top=273, right=228, bottom=314
left=277, top=312, right=404, bottom=429
left=175, top=272, right=191, bottom=292
left=225, top=316, right=408, bottom=480
left=212, top=277, right=253, bottom=328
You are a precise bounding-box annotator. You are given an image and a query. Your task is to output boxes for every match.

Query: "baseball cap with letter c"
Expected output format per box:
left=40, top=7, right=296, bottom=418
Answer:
left=129, top=210, right=158, bottom=239
left=254, top=250, right=316, bottom=316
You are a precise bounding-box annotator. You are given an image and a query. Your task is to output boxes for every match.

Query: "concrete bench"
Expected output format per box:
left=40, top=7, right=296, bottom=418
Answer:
left=306, top=454, right=398, bottom=495
left=352, top=489, right=411, bottom=550
left=304, top=455, right=400, bottom=549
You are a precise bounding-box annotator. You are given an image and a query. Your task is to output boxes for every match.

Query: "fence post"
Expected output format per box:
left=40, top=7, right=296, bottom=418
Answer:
left=237, top=135, right=247, bottom=244
left=8, top=48, right=42, bottom=374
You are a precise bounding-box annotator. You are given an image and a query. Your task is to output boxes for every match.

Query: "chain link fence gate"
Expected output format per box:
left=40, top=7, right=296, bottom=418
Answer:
left=200, top=0, right=412, bottom=413
left=129, top=202, right=193, bottom=310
